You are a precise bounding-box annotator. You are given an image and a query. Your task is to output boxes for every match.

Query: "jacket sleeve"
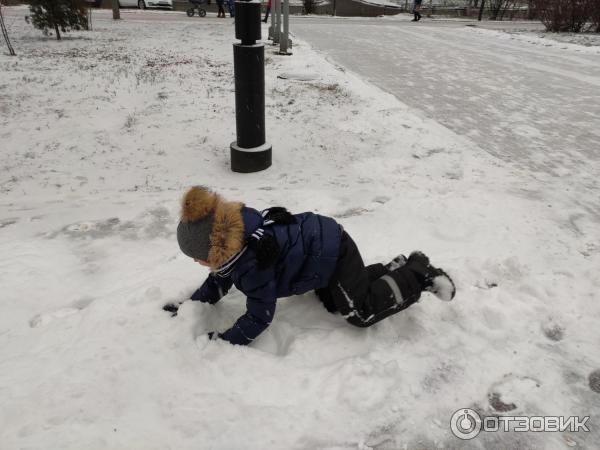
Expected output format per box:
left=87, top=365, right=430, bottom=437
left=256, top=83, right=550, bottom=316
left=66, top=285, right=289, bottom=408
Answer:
left=220, top=266, right=277, bottom=345
left=191, top=273, right=234, bottom=304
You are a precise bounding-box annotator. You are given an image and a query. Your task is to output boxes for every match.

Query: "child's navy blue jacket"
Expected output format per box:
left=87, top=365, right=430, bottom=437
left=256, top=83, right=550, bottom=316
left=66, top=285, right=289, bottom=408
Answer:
left=194, top=207, right=342, bottom=345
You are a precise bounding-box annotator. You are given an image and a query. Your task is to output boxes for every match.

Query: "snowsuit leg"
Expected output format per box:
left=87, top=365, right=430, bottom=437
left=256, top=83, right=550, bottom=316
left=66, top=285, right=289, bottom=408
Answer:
left=366, top=263, right=387, bottom=281
left=316, top=263, right=386, bottom=313
left=321, top=231, right=423, bottom=327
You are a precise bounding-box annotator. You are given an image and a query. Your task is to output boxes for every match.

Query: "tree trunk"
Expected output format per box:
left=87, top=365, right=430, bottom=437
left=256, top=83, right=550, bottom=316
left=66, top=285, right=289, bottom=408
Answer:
left=0, top=3, right=16, bottom=56
left=54, top=23, right=61, bottom=40
left=499, top=0, right=512, bottom=21
left=112, top=0, right=121, bottom=19
left=478, top=0, right=485, bottom=20
left=527, top=0, right=533, bottom=20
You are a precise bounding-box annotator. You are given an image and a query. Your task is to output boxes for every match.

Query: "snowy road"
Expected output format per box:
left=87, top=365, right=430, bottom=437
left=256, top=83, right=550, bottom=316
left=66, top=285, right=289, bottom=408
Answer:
left=292, top=17, right=600, bottom=221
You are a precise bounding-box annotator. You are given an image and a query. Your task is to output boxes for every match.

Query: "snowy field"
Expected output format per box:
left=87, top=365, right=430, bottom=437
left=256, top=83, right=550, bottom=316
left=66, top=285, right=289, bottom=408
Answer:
left=1, top=8, right=600, bottom=450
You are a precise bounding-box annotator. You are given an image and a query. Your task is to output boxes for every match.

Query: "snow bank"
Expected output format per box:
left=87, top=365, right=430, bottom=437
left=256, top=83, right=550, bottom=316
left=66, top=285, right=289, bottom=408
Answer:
left=463, top=26, right=600, bottom=55
left=1, top=8, right=599, bottom=450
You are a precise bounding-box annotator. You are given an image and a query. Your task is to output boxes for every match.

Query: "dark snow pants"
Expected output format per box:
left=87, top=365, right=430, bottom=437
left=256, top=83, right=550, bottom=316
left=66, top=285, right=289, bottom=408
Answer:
left=316, top=231, right=423, bottom=327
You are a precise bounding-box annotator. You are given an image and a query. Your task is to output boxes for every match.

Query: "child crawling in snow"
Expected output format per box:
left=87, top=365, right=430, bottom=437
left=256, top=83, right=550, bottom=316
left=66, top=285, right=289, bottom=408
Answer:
left=168, top=186, right=456, bottom=345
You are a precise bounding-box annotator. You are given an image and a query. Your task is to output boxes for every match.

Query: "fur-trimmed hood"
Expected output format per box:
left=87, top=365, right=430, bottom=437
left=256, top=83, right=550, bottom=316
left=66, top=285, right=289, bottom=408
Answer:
left=179, top=186, right=245, bottom=270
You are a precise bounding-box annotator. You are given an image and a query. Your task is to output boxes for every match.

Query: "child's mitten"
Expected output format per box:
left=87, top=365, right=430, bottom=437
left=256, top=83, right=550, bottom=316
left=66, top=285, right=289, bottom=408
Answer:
left=163, top=301, right=184, bottom=317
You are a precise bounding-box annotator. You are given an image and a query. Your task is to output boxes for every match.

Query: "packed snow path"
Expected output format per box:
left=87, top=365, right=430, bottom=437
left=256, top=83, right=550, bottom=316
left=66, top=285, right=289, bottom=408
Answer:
left=292, top=17, right=600, bottom=223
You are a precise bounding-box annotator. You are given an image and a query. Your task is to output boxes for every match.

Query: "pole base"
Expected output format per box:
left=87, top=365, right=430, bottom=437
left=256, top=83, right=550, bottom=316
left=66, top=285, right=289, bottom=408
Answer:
left=231, top=141, right=272, bottom=173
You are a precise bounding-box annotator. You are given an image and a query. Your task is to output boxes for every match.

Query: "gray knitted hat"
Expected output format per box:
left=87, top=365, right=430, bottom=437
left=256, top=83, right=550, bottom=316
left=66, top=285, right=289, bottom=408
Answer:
left=176, top=186, right=245, bottom=269
left=177, top=215, right=215, bottom=260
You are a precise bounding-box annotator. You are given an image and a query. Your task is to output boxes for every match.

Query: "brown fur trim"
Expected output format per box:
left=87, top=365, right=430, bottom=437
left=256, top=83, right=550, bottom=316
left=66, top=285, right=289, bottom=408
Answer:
left=207, top=200, right=245, bottom=270
left=181, top=186, right=219, bottom=223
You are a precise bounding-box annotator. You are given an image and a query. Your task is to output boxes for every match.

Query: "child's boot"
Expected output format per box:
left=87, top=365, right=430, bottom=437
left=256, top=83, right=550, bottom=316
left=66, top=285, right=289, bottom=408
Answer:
left=403, top=251, right=455, bottom=301
left=385, top=254, right=407, bottom=271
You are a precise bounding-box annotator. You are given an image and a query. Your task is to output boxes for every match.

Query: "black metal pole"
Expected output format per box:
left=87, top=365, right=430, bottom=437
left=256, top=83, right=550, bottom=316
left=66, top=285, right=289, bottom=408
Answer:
left=230, top=0, right=272, bottom=173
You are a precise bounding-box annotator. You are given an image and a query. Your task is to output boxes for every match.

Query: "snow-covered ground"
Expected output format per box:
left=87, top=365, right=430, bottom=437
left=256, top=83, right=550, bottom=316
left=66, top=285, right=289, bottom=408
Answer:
left=1, top=8, right=599, bottom=450
left=465, top=27, right=600, bottom=55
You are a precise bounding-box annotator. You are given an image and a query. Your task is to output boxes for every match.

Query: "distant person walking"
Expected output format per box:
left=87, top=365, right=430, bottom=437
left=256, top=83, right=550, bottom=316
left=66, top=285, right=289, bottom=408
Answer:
left=216, top=0, right=226, bottom=17
left=412, top=0, right=422, bottom=21
left=262, top=0, right=271, bottom=22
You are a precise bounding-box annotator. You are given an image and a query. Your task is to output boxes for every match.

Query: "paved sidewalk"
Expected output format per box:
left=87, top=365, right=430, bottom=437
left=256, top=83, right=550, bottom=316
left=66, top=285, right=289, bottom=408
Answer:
left=292, top=17, right=600, bottom=222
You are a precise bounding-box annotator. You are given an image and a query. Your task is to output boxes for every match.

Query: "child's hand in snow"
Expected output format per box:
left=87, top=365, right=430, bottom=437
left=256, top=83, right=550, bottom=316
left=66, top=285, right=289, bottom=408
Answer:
left=207, top=331, right=221, bottom=341
left=162, top=301, right=184, bottom=316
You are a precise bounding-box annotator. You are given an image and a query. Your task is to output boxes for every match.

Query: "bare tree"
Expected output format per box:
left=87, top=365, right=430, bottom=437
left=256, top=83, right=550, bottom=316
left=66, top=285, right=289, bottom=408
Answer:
left=478, top=0, right=485, bottom=20
left=0, top=1, right=16, bottom=55
left=112, top=0, right=120, bottom=19
left=527, top=0, right=534, bottom=19
left=488, top=0, right=508, bottom=20
left=589, top=0, right=600, bottom=32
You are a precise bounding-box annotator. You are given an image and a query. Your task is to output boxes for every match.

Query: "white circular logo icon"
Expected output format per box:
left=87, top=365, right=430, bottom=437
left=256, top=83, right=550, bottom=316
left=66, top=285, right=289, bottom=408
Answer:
left=450, top=408, right=482, bottom=440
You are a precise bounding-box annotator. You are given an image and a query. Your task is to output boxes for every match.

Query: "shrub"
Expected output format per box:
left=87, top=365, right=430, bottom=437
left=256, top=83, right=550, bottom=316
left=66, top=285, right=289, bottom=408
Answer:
left=302, top=0, right=318, bottom=15
left=27, top=0, right=88, bottom=40
left=532, top=0, right=596, bottom=32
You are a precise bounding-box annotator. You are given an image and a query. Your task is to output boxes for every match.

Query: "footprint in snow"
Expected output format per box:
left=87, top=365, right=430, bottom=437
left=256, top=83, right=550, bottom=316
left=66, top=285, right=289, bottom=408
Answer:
left=412, top=147, right=445, bottom=159
left=589, top=370, right=600, bottom=394
left=51, top=207, right=172, bottom=240
left=541, top=318, right=565, bottom=342
left=488, top=373, right=541, bottom=412
left=333, top=198, right=390, bottom=219
left=372, top=196, right=390, bottom=205
left=29, top=297, right=94, bottom=328
left=334, top=207, right=371, bottom=219
left=0, top=218, right=19, bottom=229
left=488, top=392, right=517, bottom=412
